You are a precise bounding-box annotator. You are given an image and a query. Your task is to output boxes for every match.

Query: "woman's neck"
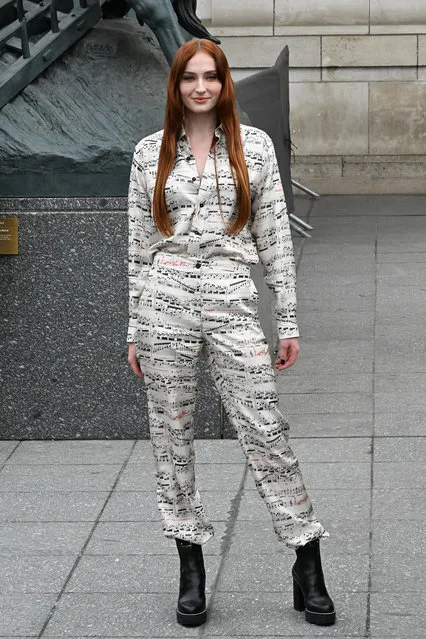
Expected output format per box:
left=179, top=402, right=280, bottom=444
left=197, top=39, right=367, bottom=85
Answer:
left=184, top=111, right=218, bottom=139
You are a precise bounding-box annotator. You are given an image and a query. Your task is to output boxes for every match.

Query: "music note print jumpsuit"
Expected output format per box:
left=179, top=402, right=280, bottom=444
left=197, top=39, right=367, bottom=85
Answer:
left=127, top=123, right=328, bottom=548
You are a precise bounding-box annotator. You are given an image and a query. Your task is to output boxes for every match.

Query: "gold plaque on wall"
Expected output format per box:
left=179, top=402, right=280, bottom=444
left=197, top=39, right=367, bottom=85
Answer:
left=0, top=217, right=18, bottom=255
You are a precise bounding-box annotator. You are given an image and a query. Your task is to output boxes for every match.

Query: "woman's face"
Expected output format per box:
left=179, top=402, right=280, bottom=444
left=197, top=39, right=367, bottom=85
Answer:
left=179, top=51, right=222, bottom=115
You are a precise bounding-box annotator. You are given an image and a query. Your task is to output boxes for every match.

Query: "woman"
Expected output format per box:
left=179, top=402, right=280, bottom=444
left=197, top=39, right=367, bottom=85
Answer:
left=127, top=39, right=335, bottom=628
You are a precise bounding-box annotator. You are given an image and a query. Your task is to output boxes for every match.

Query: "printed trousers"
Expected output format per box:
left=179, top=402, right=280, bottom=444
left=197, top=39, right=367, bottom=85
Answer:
left=136, top=252, right=328, bottom=548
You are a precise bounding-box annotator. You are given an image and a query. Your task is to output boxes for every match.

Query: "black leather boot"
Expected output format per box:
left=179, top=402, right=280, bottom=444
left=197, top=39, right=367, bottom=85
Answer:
left=176, top=539, right=207, bottom=627
left=292, top=539, right=336, bottom=625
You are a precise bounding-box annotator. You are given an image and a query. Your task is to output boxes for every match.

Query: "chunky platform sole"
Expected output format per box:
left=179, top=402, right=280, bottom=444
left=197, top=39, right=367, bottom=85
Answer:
left=176, top=607, right=207, bottom=627
left=293, top=577, right=336, bottom=626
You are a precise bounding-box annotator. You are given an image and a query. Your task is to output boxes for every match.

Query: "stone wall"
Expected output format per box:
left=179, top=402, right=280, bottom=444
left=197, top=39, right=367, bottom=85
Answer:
left=198, top=0, right=426, bottom=194
left=1, top=199, right=276, bottom=439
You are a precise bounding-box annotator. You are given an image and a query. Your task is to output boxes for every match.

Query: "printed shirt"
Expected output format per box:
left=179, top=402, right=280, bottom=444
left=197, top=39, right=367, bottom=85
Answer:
left=127, top=123, right=299, bottom=342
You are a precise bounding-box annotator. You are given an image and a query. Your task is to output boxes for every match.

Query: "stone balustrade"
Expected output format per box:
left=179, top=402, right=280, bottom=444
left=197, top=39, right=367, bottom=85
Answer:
left=197, top=0, right=426, bottom=193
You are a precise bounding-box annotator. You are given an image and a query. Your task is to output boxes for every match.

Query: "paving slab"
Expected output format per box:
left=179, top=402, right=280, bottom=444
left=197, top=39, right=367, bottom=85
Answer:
left=370, top=551, right=425, bottom=593
left=297, top=291, right=375, bottom=313
left=65, top=554, right=221, bottom=594
left=0, top=594, right=56, bottom=636
left=373, top=462, right=426, bottom=489
left=100, top=490, right=256, bottom=528
left=369, top=592, right=425, bottom=637
left=283, top=341, right=374, bottom=375
left=374, top=326, right=426, bottom=374
left=302, top=239, right=375, bottom=257
left=6, top=440, right=135, bottom=465
left=115, top=462, right=246, bottom=493
left=307, top=215, right=378, bottom=235
left=288, top=413, right=373, bottom=438
left=298, top=274, right=375, bottom=295
left=200, top=490, right=242, bottom=523
left=204, top=592, right=367, bottom=637
left=0, top=555, right=75, bottom=593
left=374, top=373, right=426, bottom=412
left=373, top=437, right=426, bottom=462
left=298, top=257, right=375, bottom=277
left=0, top=522, right=93, bottom=555
left=216, top=552, right=369, bottom=594
left=289, top=438, right=372, bottom=463
left=375, top=288, right=426, bottom=317
left=374, top=347, right=426, bottom=373
left=268, top=462, right=372, bottom=490
left=238, top=489, right=371, bottom=523
left=100, top=490, right=240, bottom=524
left=294, top=311, right=375, bottom=341
left=0, top=464, right=123, bottom=492
left=0, top=441, right=18, bottom=465
left=228, top=520, right=370, bottom=556
left=278, top=374, right=373, bottom=395
left=84, top=521, right=227, bottom=556
left=0, top=491, right=109, bottom=522
left=278, top=392, right=373, bottom=415
left=311, top=195, right=426, bottom=216
left=43, top=593, right=200, bottom=637
left=189, top=464, right=246, bottom=493
left=372, top=489, right=426, bottom=520
left=377, top=252, right=426, bottom=263
left=111, top=462, right=157, bottom=491
left=372, top=520, right=426, bottom=553
left=377, top=236, right=426, bottom=254
left=126, top=439, right=153, bottom=463
left=376, top=260, right=426, bottom=278
left=99, top=491, right=158, bottom=521
left=374, top=318, right=425, bottom=334
left=375, top=211, right=426, bottom=226
left=376, top=217, right=426, bottom=251
left=193, top=439, right=244, bottom=464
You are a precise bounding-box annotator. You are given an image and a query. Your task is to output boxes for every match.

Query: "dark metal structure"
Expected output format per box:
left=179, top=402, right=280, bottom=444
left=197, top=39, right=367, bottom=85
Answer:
left=0, top=0, right=221, bottom=108
left=235, top=46, right=317, bottom=235
left=0, top=0, right=102, bottom=109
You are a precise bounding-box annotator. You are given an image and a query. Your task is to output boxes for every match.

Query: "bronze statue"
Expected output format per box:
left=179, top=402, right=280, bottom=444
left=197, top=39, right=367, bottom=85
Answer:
left=102, top=0, right=220, bottom=65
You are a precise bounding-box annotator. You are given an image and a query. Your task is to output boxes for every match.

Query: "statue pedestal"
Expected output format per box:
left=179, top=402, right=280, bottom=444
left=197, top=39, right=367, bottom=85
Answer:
left=0, top=20, right=277, bottom=439
left=0, top=197, right=274, bottom=440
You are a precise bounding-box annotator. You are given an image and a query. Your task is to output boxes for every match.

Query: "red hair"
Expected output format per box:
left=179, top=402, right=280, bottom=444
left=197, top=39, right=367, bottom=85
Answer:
left=153, top=39, right=251, bottom=237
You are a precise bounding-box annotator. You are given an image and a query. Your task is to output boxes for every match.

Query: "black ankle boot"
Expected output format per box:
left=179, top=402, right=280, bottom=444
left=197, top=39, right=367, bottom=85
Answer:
left=292, top=539, right=336, bottom=626
left=175, top=539, right=207, bottom=627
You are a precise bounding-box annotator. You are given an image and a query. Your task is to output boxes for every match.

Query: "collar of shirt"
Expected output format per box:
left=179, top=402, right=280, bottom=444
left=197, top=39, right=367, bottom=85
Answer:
left=177, top=122, right=225, bottom=156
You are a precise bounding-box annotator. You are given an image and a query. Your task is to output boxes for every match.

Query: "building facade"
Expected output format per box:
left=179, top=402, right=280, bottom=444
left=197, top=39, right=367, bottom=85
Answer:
left=198, top=0, right=426, bottom=193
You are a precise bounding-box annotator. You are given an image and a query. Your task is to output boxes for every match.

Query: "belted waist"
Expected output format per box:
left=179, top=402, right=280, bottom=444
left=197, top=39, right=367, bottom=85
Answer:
left=153, top=252, right=251, bottom=275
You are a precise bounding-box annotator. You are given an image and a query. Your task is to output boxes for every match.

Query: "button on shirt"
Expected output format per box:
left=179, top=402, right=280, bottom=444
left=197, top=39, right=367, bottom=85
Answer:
left=127, top=123, right=299, bottom=342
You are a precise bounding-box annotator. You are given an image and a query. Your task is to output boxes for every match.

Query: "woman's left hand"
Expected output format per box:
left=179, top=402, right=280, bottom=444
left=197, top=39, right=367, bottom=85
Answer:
left=275, top=338, right=300, bottom=371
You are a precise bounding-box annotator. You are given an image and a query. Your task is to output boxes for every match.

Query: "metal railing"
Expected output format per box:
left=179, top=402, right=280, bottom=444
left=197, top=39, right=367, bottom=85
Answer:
left=0, top=0, right=102, bottom=109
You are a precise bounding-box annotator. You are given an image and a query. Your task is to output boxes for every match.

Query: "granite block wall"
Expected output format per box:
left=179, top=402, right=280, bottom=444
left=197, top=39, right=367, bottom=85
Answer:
left=0, top=201, right=274, bottom=440
left=198, top=0, right=426, bottom=193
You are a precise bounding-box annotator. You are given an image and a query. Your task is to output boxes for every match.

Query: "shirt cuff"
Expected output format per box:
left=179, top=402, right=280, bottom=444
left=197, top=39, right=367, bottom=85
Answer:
left=277, top=323, right=300, bottom=340
left=127, top=324, right=138, bottom=343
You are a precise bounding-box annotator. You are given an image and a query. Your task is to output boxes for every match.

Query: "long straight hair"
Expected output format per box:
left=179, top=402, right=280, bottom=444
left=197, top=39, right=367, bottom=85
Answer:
left=153, top=39, right=251, bottom=236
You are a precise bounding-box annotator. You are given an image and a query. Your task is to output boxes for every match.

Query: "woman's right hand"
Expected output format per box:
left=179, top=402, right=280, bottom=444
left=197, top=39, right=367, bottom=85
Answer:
left=128, top=342, right=144, bottom=378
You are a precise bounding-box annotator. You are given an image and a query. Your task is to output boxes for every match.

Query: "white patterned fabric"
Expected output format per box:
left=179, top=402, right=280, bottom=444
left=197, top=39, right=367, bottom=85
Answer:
left=135, top=252, right=327, bottom=547
left=128, top=124, right=298, bottom=343
left=128, top=124, right=328, bottom=548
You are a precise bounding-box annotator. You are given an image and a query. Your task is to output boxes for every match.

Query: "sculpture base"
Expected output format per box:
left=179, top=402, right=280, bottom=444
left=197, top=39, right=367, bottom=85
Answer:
left=0, top=198, right=235, bottom=439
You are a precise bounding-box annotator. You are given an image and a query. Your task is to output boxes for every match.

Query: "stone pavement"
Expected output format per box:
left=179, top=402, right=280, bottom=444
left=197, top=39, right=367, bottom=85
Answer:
left=0, top=195, right=425, bottom=637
